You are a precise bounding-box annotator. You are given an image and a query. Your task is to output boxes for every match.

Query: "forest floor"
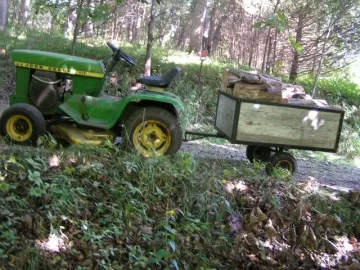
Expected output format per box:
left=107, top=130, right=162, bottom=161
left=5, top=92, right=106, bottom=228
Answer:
left=1, top=139, right=360, bottom=269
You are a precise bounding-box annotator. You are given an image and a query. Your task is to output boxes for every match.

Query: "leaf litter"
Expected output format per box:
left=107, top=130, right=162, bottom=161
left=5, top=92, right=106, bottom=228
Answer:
left=0, top=144, right=359, bottom=269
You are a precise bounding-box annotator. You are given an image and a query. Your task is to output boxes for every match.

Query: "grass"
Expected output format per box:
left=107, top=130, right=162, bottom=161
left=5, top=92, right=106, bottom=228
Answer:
left=0, top=140, right=359, bottom=269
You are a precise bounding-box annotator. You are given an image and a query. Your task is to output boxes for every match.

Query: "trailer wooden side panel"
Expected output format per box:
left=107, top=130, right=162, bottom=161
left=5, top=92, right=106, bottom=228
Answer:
left=215, top=94, right=236, bottom=138
left=236, top=102, right=341, bottom=149
left=215, top=92, right=344, bottom=152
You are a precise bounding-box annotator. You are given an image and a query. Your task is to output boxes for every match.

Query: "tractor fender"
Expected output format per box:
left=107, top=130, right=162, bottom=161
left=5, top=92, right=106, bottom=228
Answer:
left=118, top=91, right=185, bottom=124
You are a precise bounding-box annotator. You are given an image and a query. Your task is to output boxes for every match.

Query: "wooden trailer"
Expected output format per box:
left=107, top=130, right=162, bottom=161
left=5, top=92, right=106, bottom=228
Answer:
left=212, top=91, right=344, bottom=174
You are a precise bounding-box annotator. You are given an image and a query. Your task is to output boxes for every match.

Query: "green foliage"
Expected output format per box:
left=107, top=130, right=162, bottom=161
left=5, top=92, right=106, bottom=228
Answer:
left=297, top=75, right=360, bottom=105
left=253, top=10, right=288, bottom=33
left=289, top=36, right=303, bottom=56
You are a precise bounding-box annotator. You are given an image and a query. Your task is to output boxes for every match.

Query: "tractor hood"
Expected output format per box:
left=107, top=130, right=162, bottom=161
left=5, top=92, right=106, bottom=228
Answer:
left=11, top=50, right=105, bottom=78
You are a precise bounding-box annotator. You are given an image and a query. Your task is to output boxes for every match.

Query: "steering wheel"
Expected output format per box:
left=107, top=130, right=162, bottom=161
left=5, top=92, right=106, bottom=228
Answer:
left=107, top=42, right=136, bottom=65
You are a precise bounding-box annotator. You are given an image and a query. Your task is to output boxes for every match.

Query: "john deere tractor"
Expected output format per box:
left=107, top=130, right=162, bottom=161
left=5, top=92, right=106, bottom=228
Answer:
left=0, top=42, right=184, bottom=156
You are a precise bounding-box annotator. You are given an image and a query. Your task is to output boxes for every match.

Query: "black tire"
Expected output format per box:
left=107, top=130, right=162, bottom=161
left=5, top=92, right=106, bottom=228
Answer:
left=123, top=106, right=182, bottom=157
left=246, top=145, right=272, bottom=163
left=266, top=152, right=297, bottom=176
left=0, top=104, right=46, bottom=146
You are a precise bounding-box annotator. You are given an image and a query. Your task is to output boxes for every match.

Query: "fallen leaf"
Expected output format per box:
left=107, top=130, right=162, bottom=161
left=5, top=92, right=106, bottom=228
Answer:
left=349, top=259, right=360, bottom=270
left=228, top=213, right=243, bottom=233
left=300, top=225, right=308, bottom=246
left=256, top=207, right=267, bottom=222
left=306, top=227, right=317, bottom=249
left=348, top=190, right=360, bottom=204
left=249, top=208, right=259, bottom=226
left=289, top=226, right=297, bottom=246
left=265, top=219, right=277, bottom=239
left=244, top=233, right=259, bottom=252
left=140, top=225, right=153, bottom=235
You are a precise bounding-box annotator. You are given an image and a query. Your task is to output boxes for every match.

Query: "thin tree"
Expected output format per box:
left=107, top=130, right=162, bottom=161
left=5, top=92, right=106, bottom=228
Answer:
left=144, top=0, right=156, bottom=76
left=19, top=0, right=30, bottom=25
left=311, top=19, right=333, bottom=97
left=144, top=0, right=170, bottom=76
left=261, top=0, right=280, bottom=73
left=0, top=0, right=8, bottom=31
left=187, top=0, right=207, bottom=54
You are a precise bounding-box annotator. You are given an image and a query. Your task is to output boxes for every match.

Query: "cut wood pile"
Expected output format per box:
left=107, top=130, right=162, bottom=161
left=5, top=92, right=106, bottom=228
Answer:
left=221, top=68, right=329, bottom=108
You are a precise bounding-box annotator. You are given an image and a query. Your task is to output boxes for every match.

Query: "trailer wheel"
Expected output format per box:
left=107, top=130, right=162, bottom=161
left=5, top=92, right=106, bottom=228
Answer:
left=123, top=107, right=182, bottom=157
left=0, top=104, right=45, bottom=146
left=246, top=145, right=272, bottom=163
left=266, top=152, right=297, bottom=176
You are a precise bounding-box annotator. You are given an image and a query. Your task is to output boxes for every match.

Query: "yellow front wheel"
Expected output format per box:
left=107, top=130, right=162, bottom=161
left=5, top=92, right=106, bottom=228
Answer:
left=0, top=104, right=46, bottom=146
left=123, top=107, right=182, bottom=157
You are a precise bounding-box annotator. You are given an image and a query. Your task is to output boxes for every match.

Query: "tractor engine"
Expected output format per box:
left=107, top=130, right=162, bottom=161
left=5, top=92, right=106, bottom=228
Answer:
left=28, top=70, right=73, bottom=109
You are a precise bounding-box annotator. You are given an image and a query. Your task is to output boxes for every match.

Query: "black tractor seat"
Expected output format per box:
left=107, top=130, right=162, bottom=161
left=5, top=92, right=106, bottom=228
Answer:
left=137, top=67, right=181, bottom=88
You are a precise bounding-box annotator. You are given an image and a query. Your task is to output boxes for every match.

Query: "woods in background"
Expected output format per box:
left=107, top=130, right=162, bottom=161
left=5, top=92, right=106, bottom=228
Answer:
left=0, top=0, right=360, bottom=82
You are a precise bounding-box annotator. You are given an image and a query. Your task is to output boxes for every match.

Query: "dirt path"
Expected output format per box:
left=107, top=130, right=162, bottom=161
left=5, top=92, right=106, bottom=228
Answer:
left=180, top=141, right=360, bottom=190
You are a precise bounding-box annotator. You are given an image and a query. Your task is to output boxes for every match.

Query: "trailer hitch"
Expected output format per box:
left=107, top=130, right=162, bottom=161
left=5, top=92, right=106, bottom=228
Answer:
left=184, top=130, right=226, bottom=142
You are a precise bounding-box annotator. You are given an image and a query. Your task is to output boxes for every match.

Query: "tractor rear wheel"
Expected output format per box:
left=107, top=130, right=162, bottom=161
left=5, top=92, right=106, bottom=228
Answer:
left=123, top=107, right=182, bottom=157
left=0, top=104, right=46, bottom=146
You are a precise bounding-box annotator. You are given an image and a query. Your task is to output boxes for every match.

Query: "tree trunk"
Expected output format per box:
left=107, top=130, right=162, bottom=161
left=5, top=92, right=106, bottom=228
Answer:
left=10, top=0, right=18, bottom=26
left=111, top=8, right=117, bottom=40
left=51, top=0, right=60, bottom=29
left=271, top=30, right=278, bottom=73
left=175, top=22, right=187, bottom=50
left=209, top=0, right=234, bottom=55
left=126, top=22, right=132, bottom=42
left=206, top=4, right=218, bottom=55
left=311, top=19, right=333, bottom=97
left=19, top=0, right=30, bottom=25
left=66, top=0, right=76, bottom=37
left=248, top=15, right=255, bottom=67
left=71, top=0, right=85, bottom=55
left=131, top=5, right=142, bottom=43
left=289, top=14, right=304, bottom=82
left=261, top=0, right=280, bottom=72
left=187, top=0, right=207, bottom=54
left=311, top=22, right=321, bottom=74
left=249, top=4, right=262, bottom=68
left=265, top=35, right=273, bottom=73
left=261, top=28, right=271, bottom=72
left=84, top=0, right=95, bottom=37
left=144, top=0, right=156, bottom=76
left=0, top=0, right=8, bottom=31
left=211, top=18, right=225, bottom=53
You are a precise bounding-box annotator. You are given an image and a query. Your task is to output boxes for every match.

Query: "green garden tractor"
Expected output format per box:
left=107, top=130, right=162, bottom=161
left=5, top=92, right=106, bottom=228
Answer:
left=0, top=42, right=184, bottom=157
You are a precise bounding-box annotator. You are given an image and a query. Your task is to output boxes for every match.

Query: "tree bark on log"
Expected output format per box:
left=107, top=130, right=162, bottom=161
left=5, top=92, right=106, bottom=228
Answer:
left=287, top=98, right=329, bottom=107
left=228, top=68, right=282, bottom=94
left=228, top=68, right=261, bottom=84
left=233, top=82, right=282, bottom=102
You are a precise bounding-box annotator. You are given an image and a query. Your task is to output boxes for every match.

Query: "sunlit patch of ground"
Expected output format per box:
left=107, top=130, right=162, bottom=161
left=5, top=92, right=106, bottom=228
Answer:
left=354, top=157, right=360, bottom=168
left=163, top=52, right=216, bottom=65
left=0, top=104, right=8, bottom=116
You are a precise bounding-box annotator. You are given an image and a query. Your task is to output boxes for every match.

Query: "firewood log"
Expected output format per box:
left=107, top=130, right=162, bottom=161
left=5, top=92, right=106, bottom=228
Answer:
left=233, top=82, right=282, bottom=102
